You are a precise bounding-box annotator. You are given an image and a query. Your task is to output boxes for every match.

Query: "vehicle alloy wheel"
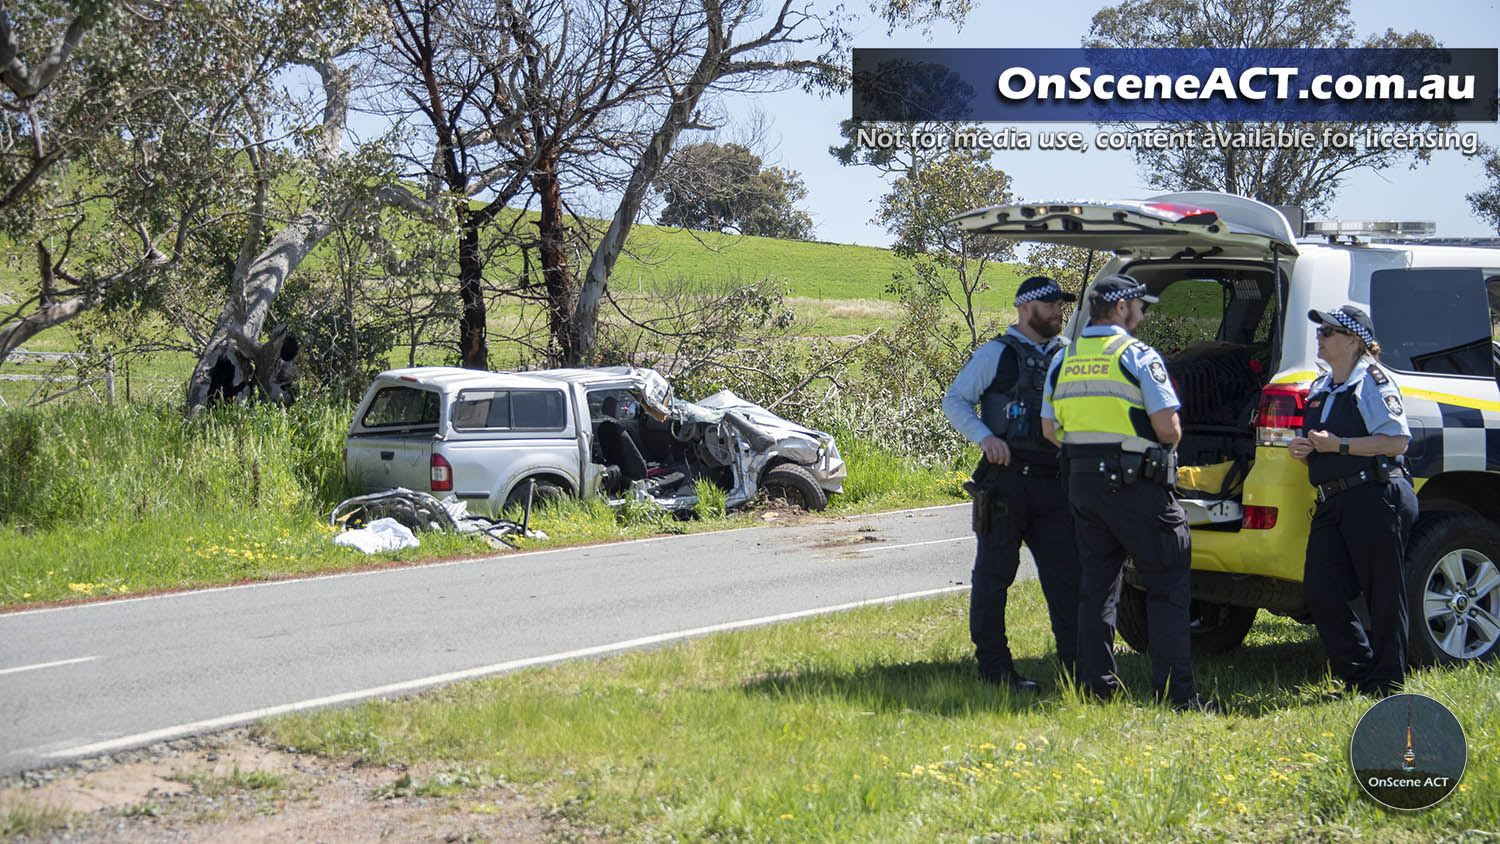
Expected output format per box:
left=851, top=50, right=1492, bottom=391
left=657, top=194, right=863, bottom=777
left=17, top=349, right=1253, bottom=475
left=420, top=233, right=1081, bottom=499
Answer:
left=1405, top=513, right=1500, bottom=666
left=1419, top=548, right=1500, bottom=660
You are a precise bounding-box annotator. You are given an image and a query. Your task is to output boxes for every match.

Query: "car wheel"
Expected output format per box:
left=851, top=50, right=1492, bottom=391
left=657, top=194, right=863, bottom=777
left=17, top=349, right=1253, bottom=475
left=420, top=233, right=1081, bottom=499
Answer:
left=759, top=463, right=828, bottom=511
left=1116, top=585, right=1257, bottom=655
left=1405, top=512, right=1500, bottom=667
left=503, top=480, right=566, bottom=515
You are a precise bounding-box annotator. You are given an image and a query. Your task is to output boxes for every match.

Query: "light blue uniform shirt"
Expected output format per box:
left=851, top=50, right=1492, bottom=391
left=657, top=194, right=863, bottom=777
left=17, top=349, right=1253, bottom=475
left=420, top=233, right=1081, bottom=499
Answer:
left=943, top=326, right=1061, bottom=445
left=1041, top=325, right=1182, bottom=421
left=1307, top=356, right=1410, bottom=438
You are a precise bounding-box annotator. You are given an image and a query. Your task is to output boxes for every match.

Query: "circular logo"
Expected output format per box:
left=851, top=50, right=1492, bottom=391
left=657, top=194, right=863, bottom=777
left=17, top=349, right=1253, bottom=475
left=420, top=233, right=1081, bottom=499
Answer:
left=1350, top=693, right=1466, bottom=810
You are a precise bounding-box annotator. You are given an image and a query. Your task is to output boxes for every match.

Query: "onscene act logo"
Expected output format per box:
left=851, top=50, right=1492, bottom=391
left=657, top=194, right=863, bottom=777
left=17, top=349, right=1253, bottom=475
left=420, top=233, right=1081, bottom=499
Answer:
left=1349, top=693, right=1466, bottom=810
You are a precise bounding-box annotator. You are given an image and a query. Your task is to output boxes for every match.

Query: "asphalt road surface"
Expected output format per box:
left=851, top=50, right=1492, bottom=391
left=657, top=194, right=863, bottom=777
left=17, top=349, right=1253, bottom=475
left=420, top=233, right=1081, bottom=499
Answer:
left=1, top=502, right=1039, bottom=776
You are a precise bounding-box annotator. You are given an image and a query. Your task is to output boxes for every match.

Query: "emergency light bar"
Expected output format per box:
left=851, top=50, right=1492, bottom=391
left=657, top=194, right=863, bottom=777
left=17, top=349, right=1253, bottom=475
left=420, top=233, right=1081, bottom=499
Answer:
left=1304, top=219, right=1436, bottom=238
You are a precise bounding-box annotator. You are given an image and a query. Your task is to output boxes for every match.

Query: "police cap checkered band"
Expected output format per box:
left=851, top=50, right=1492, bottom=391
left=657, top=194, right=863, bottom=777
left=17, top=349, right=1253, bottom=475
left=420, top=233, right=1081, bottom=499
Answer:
left=1014, top=276, right=1076, bottom=305
left=1089, top=274, right=1159, bottom=304
left=1309, top=305, right=1377, bottom=348
left=1096, top=284, right=1147, bottom=302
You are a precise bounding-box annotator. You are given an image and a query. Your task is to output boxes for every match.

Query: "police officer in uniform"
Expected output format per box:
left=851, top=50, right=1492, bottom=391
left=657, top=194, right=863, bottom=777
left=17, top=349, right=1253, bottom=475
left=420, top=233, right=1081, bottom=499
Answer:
left=943, top=276, right=1082, bottom=691
left=1041, top=274, right=1212, bottom=711
left=1288, top=305, right=1417, bottom=697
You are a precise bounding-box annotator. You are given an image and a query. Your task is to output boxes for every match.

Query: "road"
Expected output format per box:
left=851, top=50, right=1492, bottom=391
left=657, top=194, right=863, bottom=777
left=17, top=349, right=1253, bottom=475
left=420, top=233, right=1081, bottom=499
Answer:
left=0, top=502, right=1036, bottom=776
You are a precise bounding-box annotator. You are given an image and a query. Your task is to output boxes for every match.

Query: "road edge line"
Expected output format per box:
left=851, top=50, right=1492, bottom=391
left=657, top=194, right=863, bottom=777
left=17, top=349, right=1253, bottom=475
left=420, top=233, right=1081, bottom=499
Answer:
left=40, top=584, right=969, bottom=762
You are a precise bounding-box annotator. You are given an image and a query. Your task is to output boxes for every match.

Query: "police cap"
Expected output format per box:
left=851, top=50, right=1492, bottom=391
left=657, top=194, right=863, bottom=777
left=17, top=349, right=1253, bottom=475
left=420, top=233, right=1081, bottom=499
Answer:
left=1089, top=274, right=1159, bottom=304
left=1014, top=276, right=1077, bottom=306
left=1308, top=304, right=1377, bottom=348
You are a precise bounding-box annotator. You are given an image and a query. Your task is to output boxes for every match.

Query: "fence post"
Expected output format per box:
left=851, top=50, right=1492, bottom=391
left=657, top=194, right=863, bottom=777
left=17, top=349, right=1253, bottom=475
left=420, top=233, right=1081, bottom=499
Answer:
left=106, top=355, right=116, bottom=404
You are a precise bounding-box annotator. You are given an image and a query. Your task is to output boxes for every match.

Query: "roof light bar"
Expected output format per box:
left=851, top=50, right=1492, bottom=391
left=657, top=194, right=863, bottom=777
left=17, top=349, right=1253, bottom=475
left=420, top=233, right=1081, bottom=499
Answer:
left=1304, top=220, right=1436, bottom=237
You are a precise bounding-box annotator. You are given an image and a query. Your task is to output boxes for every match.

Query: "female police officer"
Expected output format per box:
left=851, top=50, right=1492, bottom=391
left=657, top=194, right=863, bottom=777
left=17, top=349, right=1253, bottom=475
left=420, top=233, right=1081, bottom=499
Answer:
left=1288, top=305, right=1418, bottom=697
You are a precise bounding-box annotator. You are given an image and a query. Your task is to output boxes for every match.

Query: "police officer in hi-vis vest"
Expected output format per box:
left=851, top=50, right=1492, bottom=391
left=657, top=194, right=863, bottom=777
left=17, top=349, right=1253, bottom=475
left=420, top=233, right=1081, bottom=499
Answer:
left=1041, top=274, right=1215, bottom=712
left=943, top=276, right=1082, bottom=691
left=1288, top=305, right=1417, bottom=697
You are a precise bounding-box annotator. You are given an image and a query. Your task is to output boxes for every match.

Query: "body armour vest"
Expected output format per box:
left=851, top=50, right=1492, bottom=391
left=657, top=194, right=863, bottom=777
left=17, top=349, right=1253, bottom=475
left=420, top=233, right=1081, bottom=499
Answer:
left=979, top=334, right=1057, bottom=464
left=1303, top=382, right=1382, bottom=485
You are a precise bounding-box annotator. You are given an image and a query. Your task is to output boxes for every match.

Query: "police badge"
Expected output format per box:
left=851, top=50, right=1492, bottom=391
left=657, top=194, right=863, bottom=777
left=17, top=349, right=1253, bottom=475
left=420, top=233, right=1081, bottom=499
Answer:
left=1384, top=395, right=1404, bottom=415
left=1148, top=360, right=1168, bottom=384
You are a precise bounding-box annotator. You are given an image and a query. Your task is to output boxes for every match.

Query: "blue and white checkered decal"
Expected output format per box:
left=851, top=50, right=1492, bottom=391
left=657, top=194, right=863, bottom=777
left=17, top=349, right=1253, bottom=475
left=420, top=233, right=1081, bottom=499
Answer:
left=1395, top=391, right=1500, bottom=479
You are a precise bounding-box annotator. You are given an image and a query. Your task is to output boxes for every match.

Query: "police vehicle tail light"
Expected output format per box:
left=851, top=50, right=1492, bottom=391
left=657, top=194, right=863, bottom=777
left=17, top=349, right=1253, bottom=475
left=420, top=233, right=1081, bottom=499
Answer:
left=1255, top=384, right=1310, bottom=447
left=1242, top=505, right=1279, bottom=530
left=430, top=453, right=453, bottom=492
left=1141, top=202, right=1218, bottom=225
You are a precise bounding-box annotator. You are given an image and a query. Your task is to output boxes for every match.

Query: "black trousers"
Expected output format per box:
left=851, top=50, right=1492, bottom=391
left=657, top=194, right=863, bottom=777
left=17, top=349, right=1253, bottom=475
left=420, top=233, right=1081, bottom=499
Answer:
left=971, top=468, right=1081, bottom=679
left=1069, top=472, right=1196, bottom=703
left=1303, top=479, right=1418, bottom=694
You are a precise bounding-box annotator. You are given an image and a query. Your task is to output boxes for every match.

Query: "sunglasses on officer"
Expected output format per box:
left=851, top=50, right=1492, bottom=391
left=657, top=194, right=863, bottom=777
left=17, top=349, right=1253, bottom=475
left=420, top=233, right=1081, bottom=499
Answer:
left=1316, top=324, right=1352, bottom=339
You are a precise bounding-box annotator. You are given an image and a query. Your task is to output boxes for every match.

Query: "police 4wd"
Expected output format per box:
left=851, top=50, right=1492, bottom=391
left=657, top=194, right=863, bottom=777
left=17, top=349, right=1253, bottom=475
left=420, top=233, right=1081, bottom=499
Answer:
left=953, top=191, right=1500, bottom=667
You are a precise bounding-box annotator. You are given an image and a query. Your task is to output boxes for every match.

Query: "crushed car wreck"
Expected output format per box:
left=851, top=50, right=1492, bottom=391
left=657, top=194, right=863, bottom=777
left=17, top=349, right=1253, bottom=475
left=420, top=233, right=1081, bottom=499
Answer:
left=343, top=366, right=846, bottom=516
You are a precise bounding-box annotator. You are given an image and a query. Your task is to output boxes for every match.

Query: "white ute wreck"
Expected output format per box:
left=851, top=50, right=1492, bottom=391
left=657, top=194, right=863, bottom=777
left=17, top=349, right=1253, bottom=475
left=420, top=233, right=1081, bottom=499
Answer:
left=344, top=366, right=846, bottom=515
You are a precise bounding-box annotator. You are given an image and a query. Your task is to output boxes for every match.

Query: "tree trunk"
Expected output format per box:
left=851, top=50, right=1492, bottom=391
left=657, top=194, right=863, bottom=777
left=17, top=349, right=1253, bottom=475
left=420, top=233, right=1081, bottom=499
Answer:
left=182, top=213, right=336, bottom=411
left=532, top=150, right=574, bottom=366
left=571, top=12, right=728, bottom=365
left=457, top=208, right=489, bottom=370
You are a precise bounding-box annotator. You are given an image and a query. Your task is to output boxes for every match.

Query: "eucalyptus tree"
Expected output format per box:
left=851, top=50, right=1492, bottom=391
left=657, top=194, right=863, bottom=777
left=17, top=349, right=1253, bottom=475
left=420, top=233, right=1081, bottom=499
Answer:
left=655, top=141, right=815, bottom=239
left=376, top=0, right=969, bottom=369
left=1, top=0, right=443, bottom=413
left=0, top=0, right=268, bottom=361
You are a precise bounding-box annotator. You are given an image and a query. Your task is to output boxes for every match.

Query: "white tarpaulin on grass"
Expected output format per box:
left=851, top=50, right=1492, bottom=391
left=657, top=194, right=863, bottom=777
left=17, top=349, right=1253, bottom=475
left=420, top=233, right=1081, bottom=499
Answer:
left=332, top=517, right=420, bottom=554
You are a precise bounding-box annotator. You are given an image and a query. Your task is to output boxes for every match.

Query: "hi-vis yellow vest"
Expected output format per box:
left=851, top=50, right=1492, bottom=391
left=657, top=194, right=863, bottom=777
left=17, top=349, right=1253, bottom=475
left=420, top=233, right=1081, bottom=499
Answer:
left=1052, top=333, right=1156, bottom=451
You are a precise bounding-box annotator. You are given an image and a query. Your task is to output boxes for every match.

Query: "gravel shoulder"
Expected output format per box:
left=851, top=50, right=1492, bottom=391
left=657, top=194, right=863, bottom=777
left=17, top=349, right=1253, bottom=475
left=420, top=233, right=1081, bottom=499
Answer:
left=0, top=730, right=597, bottom=843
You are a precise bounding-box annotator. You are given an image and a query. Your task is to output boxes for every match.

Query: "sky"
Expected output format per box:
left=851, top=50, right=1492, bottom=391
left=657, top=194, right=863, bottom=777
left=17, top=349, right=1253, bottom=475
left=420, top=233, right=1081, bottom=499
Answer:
left=733, top=0, right=1500, bottom=247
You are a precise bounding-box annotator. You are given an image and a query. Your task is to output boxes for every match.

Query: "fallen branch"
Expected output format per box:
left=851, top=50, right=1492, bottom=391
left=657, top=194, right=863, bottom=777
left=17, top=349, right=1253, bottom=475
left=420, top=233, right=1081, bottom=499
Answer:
left=766, top=328, right=880, bottom=411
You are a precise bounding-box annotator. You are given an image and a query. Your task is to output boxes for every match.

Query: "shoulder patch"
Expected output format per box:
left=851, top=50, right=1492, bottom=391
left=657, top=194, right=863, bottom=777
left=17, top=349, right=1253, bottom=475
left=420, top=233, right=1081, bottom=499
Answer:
left=1384, top=394, right=1404, bottom=416
left=1148, top=360, right=1168, bottom=385
left=1367, top=365, right=1388, bottom=385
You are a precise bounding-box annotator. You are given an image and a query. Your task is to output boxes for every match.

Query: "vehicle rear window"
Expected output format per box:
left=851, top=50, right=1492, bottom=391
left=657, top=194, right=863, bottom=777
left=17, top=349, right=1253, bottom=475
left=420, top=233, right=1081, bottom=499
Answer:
left=1370, top=268, right=1496, bottom=377
left=361, top=386, right=440, bottom=429
left=452, top=390, right=567, bottom=431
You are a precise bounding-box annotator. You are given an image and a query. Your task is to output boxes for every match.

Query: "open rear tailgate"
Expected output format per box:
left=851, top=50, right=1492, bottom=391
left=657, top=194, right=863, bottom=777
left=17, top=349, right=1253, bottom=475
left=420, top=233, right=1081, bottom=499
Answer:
left=950, top=192, right=1298, bottom=259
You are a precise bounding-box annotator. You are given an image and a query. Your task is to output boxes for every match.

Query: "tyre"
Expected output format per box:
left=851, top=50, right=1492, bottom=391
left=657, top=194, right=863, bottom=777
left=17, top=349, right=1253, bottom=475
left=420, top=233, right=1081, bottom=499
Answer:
left=759, top=463, right=828, bottom=511
left=503, top=480, right=566, bottom=515
left=1116, top=585, right=1258, bottom=655
left=1404, top=512, right=1500, bottom=667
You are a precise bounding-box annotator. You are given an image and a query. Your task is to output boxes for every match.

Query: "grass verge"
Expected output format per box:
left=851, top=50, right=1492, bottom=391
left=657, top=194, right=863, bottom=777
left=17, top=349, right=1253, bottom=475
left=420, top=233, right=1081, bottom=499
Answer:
left=257, top=585, right=1500, bottom=843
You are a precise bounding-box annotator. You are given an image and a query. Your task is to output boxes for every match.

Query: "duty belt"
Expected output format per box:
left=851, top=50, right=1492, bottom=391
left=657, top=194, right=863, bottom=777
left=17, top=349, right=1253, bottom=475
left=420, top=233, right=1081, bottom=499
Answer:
left=1314, top=464, right=1395, bottom=503
left=1066, top=446, right=1175, bottom=488
left=1004, top=458, right=1060, bottom=479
